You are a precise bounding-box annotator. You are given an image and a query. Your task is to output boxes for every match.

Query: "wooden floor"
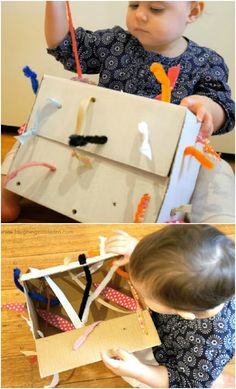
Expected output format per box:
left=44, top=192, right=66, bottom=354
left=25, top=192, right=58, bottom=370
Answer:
left=1, top=132, right=235, bottom=223
left=1, top=224, right=235, bottom=388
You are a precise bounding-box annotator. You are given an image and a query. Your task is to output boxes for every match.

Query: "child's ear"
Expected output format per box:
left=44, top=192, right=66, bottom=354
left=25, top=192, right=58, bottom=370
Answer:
left=187, top=2, right=205, bottom=24
left=177, top=311, right=196, bottom=320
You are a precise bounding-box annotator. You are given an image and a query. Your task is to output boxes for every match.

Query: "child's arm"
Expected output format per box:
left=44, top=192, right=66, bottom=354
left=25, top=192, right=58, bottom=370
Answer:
left=45, top=1, right=69, bottom=48
left=101, top=349, right=169, bottom=388
left=180, top=95, right=225, bottom=138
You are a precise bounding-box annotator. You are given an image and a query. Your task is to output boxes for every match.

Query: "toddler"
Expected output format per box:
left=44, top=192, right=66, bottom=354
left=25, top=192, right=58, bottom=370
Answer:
left=102, top=225, right=235, bottom=388
left=45, top=1, right=234, bottom=137
left=2, top=1, right=235, bottom=221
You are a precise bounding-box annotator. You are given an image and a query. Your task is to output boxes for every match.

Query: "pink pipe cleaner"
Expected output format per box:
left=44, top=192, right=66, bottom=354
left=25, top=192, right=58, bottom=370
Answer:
left=5, top=161, right=56, bottom=185
left=73, top=321, right=102, bottom=350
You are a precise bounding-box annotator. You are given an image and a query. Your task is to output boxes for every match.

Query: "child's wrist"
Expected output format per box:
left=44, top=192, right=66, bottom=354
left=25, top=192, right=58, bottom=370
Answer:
left=133, top=361, right=150, bottom=381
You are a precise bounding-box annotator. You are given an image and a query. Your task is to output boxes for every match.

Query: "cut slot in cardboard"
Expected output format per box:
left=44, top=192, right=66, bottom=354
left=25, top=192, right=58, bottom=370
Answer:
left=6, top=75, right=202, bottom=222
left=20, top=254, right=160, bottom=378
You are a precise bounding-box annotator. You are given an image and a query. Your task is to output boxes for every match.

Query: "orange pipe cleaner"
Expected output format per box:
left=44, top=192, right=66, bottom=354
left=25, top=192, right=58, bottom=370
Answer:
left=66, top=1, right=83, bottom=78
left=184, top=146, right=215, bottom=170
left=150, top=63, right=171, bottom=103
left=196, top=136, right=221, bottom=160
left=115, top=267, right=129, bottom=280
left=134, top=194, right=151, bottom=223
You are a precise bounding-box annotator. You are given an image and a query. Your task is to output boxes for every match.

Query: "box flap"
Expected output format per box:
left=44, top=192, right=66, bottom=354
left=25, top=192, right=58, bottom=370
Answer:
left=35, top=310, right=160, bottom=378
left=20, top=253, right=118, bottom=281
left=26, top=75, right=187, bottom=178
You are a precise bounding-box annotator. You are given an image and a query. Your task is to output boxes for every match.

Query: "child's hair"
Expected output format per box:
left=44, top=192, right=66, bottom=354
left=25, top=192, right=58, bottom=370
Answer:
left=129, top=225, right=235, bottom=312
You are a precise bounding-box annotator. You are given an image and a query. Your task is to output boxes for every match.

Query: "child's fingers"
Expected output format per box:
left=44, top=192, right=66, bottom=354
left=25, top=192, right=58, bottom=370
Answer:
left=112, top=348, right=130, bottom=361
left=100, top=351, right=120, bottom=369
left=199, top=113, right=214, bottom=138
left=112, top=255, right=130, bottom=266
left=180, top=97, right=205, bottom=121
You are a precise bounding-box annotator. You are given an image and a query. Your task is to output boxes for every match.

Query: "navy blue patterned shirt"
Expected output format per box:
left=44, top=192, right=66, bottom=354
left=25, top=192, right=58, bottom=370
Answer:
left=151, top=298, right=235, bottom=388
left=48, top=26, right=235, bottom=135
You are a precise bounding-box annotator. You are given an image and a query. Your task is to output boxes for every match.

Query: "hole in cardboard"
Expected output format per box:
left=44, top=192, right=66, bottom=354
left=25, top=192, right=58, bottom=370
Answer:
left=112, top=202, right=117, bottom=207
left=91, top=97, right=96, bottom=102
left=16, top=181, right=21, bottom=186
left=72, top=209, right=77, bottom=215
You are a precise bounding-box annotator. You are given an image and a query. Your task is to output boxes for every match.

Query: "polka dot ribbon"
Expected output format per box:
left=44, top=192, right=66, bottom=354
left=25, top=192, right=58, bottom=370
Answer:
left=93, top=283, right=137, bottom=311
left=1, top=303, right=26, bottom=312
left=37, top=309, right=75, bottom=332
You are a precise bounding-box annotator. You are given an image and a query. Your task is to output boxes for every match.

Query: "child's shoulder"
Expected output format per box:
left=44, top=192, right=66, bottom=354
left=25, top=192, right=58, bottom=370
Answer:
left=152, top=298, right=234, bottom=337
left=186, top=37, right=227, bottom=64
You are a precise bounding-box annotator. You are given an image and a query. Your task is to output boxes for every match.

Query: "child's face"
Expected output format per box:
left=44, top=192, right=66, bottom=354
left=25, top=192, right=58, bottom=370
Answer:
left=126, top=1, right=198, bottom=52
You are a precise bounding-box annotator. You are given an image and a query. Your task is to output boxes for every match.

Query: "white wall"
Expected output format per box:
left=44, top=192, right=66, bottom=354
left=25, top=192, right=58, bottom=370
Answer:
left=1, top=1, right=235, bottom=152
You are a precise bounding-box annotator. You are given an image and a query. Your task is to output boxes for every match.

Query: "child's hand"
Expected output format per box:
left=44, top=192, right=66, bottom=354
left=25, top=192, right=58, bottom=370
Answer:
left=105, top=230, right=138, bottom=266
left=180, top=95, right=214, bottom=138
left=101, top=348, right=143, bottom=379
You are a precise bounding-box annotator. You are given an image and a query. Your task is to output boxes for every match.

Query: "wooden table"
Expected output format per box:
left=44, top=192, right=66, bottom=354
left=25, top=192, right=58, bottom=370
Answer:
left=2, top=224, right=235, bottom=388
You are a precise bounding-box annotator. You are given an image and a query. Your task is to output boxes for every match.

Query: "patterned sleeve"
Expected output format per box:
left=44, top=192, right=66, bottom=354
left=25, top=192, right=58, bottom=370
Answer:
left=47, top=26, right=125, bottom=75
left=195, top=51, right=235, bottom=135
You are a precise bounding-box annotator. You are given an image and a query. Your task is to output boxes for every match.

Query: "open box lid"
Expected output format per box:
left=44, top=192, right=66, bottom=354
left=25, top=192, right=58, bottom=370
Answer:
left=25, top=75, right=190, bottom=178
left=35, top=310, right=160, bottom=378
left=21, top=254, right=160, bottom=377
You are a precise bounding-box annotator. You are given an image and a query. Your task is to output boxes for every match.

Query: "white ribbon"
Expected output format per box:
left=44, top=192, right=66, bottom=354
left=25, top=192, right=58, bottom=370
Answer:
left=138, top=121, right=152, bottom=160
left=16, top=97, right=61, bottom=144
left=16, top=110, right=39, bottom=144
left=44, top=373, right=59, bottom=388
left=44, top=275, right=83, bottom=329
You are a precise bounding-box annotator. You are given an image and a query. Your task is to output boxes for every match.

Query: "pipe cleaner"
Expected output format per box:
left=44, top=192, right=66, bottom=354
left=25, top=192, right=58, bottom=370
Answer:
left=78, top=254, right=92, bottom=320
left=154, top=64, right=180, bottom=101
left=23, top=66, right=39, bottom=94
left=184, top=146, right=215, bottom=170
left=196, top=136, right=221, bottom=160
left=73, top=321, right=102, bottom=350
left=13, top=268, right=59, bottom=306
left=65, top=1, right=83, bottom=79
left=134, top=193, right=151, bottom=223
left=69, top=272, right=129, bottom=314
left=5, top=161, right=56, bottom=185
left=150, top=63, right=171, bottom=103
left=69, top=134, right=108, bottom=147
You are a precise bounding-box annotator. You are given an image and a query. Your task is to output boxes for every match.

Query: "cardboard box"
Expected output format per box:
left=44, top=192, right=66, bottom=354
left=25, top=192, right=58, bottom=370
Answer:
left=20, top=254, right=160, bottom=378
left=6, top=75, right=201, bottom=222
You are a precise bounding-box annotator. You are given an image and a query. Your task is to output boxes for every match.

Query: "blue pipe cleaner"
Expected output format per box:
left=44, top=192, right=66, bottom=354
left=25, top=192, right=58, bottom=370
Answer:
left=13, top=267, right=59, bottom=306
left=14, top=268, right=24, bottom=292
left=23, top=66, right=39, bottom=94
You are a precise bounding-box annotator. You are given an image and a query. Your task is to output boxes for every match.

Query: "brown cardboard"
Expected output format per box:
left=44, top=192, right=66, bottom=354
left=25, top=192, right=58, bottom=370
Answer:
left=21, top=258, right=160, bottom=378
left=6, top=75, right=203, bottom=223
left=36, top=310, right=159, bottom=378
